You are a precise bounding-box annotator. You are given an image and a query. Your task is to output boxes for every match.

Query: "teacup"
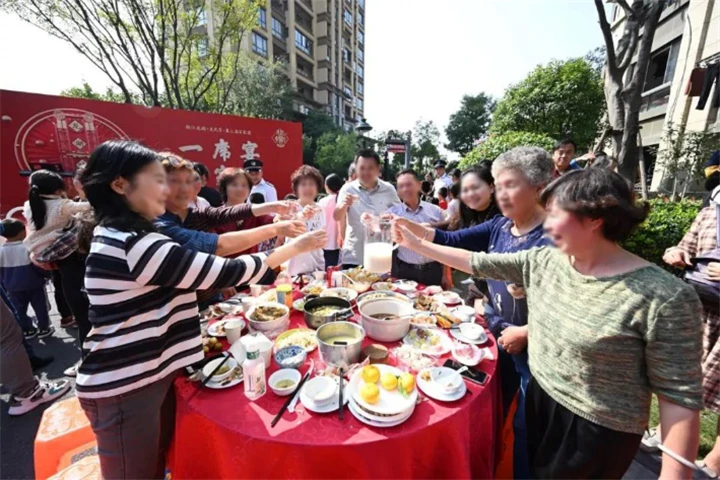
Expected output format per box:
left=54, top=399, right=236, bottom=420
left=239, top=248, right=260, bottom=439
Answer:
left=225, top=319, right=245, bottom=344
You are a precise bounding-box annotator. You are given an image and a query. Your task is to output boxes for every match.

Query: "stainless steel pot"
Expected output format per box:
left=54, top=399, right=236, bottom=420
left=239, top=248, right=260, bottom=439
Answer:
left=303, top=296, right=353, bottom=329
left=316, top=321, right=365, bottom=366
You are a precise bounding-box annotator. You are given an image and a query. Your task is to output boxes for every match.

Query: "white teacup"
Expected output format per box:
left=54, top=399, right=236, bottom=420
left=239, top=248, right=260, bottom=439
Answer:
left=241, top=297, right=256, bottom=313
left=225, top=319, right=244, bottom=344
left=313, top=271, right=326, bottom=282
left=249, top=284, right=263, bottom=297
left=453, top=305, right=476, bottom=323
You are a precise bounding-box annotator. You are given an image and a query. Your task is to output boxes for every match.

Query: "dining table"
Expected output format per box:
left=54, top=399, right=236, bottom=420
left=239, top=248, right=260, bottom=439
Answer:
left=169, top=285, right=501, bottom=479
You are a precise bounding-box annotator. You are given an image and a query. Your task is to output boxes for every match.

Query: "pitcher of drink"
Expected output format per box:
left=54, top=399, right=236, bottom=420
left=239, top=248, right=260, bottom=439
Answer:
left=363, top=217, right=397, bottom=273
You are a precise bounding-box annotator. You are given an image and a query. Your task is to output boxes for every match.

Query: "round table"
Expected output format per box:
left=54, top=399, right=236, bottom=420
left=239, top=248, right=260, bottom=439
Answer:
left=170, top=295, right=500, bottom=479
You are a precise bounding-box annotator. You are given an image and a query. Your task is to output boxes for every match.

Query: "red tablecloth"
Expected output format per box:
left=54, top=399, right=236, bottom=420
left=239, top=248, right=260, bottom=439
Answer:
left=169, top=303, right=500, bottom=479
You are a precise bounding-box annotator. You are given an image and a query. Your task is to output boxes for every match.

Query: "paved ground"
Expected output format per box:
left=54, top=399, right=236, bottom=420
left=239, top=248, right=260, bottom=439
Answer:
left=0, top=281, right=709, bottom=479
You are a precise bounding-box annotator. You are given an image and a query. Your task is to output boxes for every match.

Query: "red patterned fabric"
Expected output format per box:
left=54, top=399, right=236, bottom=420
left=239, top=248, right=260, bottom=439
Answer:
left=170, top=307, right=500, bottom=479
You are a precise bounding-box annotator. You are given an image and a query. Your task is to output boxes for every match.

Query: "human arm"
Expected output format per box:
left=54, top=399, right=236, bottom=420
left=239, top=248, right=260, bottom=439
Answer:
left=498, top=326, right=528, bottom=355
left=665, top=210, right=706, bottom=267
left=333, top=186, right=356, bottom=222
left=646, top=289, right=703, bottom=479
left=188, top=201, right=299, bottom=228
left=215, top=220, right=305, bottom=257
left=59, top=200, right=91, bottom=218
left=392, top=215, right=496, bottom=251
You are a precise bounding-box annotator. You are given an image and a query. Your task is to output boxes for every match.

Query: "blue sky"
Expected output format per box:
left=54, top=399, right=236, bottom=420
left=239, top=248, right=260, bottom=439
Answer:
left=0, top=0, right=605, bottom=159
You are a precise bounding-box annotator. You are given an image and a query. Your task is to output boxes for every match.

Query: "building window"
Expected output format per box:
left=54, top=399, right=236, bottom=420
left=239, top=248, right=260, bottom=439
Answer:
left=357, top=48, right=363, bottom=62
left=357, top=65, right=363, bottom=78
left=252, top=32, right=268, bottom=57
left=358, top=0, right=365, bottom=8
left=295, top=29, right=312, bottom=55
left=344, top=9, right=353, bottom=26
left=343, top=86, right=352, bottom=98
left=198, top=36, right=208, bottom=57
left=258, top=8, right=267, bottom=29
left=643, top=39, right=680, bottom=92
left=272, top=18, right=285, bottom=39
left=343, top=48, right=351, bottom=63
left=358, top=31, right=364, bottom=44
left=197, top=8, right=207, bottom=26
left=357, top=82, right=363, bottom=95
left=357, top=11, right=363, bottom=25
left=357, top=98, right=363, bottom=110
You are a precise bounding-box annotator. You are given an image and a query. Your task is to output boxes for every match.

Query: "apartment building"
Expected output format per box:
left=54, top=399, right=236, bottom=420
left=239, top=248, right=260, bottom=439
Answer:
left=211, top=0, right=367, bottom=129
left=609, top=0, right=720, bottom=191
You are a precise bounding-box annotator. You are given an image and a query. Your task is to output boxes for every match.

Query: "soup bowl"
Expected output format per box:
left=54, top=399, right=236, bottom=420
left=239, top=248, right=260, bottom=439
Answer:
left=316, top=321, right=365, bottom=366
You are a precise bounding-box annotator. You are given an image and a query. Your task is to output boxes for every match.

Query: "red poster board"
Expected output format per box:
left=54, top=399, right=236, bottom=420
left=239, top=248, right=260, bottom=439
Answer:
left=0, top=90, right=302, bottom=214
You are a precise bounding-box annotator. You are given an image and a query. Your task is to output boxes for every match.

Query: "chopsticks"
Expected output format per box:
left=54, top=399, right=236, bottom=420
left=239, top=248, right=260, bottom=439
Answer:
left=188, top=353, right=231, bottom=401
left=338, top=368, right=344, bottom=420
left=271, top=371, right=311, bottom=428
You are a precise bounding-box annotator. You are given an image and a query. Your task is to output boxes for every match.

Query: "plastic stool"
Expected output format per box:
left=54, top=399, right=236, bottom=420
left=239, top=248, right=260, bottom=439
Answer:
left=48, top=456, right=101, bottom=480
left=34, top=397, right=94, bottom=480
left=56, top=441, right=97, bottom=476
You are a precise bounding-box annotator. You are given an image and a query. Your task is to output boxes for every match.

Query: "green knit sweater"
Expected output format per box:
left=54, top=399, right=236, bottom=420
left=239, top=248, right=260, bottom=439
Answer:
left=471, top=247, right=703, bottom=434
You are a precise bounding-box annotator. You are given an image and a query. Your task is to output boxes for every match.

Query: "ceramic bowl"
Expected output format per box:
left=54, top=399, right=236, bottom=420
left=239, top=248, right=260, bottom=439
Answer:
left=202, top=356, right=239, bottom=383
left=269, top=369, right=302, bottom=396
left=302, top=376, right=337, bottom=406
left=274, top=345, right=307, bottom=369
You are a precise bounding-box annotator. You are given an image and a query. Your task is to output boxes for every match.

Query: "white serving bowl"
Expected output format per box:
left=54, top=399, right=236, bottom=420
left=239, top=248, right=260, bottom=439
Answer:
left=302, top=376, right=337, bottom=406
left=202, top=356, right=239, bottom=383
left=269, top=369, right=302, bottom=396
left=453, top=305, right=476, bottom=323
left=245, top=302, right=290, bottom=338
left=459, top=322, right=485, bottom=341
left=358, top=298, right=414, bottom=342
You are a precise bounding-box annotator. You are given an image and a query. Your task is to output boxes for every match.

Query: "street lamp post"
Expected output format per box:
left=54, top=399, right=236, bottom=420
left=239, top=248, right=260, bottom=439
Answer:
left=355, top=118, right=373, bottom=148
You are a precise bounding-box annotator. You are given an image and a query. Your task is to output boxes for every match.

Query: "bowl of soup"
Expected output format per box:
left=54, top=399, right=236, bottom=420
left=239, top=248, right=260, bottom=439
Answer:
left=316, top=321, right=365, bottom=366
left=358, top=298, right=414, bottom=342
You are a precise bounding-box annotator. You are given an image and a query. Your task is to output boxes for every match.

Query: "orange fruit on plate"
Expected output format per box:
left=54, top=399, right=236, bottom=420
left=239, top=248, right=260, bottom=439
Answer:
left=360, top=383, right=380, bottom=404
left=380, top=372, right=398, bottom=391
left=362, top=365, right=380, bottom=384
left=400, top=373, right=415, bottom=393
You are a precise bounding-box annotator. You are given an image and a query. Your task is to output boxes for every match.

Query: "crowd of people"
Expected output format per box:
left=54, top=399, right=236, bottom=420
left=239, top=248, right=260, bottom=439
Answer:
left=0, top=137, right=718, bottom=479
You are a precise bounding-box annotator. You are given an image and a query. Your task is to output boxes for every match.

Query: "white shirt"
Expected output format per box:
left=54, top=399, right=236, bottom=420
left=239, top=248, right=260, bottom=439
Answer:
left=286, top=203, right=325, bottom=275
left=188, top=197, right=210, bottom=210
left=445, top=198, right=460, bottom=221
left=337, top=179, right=401, bottom=266
left=250, top=178, right=278, bottom=203
left=433, top=173, right=453, bottom=196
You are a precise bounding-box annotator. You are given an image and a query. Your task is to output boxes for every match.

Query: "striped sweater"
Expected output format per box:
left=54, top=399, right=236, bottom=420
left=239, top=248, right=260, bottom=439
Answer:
left=76, top=226, right=269, bottom=398
left=471, top=246, right=704, bottom=434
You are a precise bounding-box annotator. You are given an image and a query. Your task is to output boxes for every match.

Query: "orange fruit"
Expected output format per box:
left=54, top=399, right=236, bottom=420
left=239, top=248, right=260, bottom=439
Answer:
left=360, top=383, right=380, bottom=404
left=400, top=373, right=415, bottom=393
left=362, top=365, right=380, bottom=384
left=380, top=373, right=398, bottom=391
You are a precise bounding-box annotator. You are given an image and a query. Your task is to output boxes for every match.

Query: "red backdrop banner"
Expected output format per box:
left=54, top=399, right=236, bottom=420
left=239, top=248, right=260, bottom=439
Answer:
left=0, top=89, right=302, bottom=213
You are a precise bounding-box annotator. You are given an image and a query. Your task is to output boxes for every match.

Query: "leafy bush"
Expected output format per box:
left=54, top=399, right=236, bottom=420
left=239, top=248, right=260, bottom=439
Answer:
left=623, top=198, right=702, bottom=269
left=459, top=131, right=555, bottom=169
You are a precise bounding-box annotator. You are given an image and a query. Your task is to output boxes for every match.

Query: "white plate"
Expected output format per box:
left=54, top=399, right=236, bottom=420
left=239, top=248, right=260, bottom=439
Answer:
left=417, top=367, right=467, bottom=402
left=204, top=367, right=244, bottom=389
left=452, top=343, right=484, bottom=366
left=433, top=291, right=462, bottom=305
left=402, top=328, right=452, bottom=356
left=371, top=282, right=396, bottom=291
left=347, top=395, right=413, bottom=422
left=207, top=319, right=231, bottom=337
left=449, top=326, right=488, bottom=345
left=258, top=288, right=277, bottom=303
left=300, top=382, right=348, bottom=413
left=348, top=364, right=418, bottom=416
left=320, top=287, right=358, bottom=302
left=347, top=399, right=414, bottom=428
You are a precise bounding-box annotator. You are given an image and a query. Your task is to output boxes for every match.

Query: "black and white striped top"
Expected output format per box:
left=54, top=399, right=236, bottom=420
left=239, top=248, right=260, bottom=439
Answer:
left=76, top=226, right=269, bottom=399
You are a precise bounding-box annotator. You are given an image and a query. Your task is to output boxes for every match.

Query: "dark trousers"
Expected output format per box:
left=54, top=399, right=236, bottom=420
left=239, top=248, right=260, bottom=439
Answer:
left=341, top=264, right=359, bottom=270
left=57, top=253, right=91, bottom=348
left=391, top=256, right=443, bottom=286
left=324, top=249, right=340, bottom=268
left=52, top=270, right=72, bottom=318
left=697, top=63, right=720, bottom=110
left=79, top=373, right=178, bottom=479
left=7, top=287, right=50, bottom=331
left=526, top=379, right=642, bottom=479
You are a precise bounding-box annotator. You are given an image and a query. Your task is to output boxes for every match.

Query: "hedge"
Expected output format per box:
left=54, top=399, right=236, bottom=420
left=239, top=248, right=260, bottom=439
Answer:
left=623, top=198, right=702, bottom=270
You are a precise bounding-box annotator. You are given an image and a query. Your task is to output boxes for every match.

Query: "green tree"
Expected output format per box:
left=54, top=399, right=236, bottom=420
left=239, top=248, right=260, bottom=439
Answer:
left=491, top=58, right=605, bottom=151
left=227, top=56, right=292, bottom=119
left=61, top=82, right=136, bottom=103
left=3, top=0, right=261, bottom=111
left=314, top=132, right=359, bottom=178
left=411, top=120, right=442, bottom=172
left=300, top=111, right=342, bottom=165
left=459, top=131, right=555, bottom=169
left=445, top=93, right=496, bottom=156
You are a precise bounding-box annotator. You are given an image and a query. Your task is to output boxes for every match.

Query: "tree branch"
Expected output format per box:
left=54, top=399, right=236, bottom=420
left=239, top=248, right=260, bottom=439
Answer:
left=594, top=0, right=617, bottom=68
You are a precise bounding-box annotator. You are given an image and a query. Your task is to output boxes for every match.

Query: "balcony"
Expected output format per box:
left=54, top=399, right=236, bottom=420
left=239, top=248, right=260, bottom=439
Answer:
left=639, top=83, right=671, bottom=120
left=272, top=0, right=285, bottom=14
left=295, top=16, right=313, bottom=35
left=297, top=0, right=313, bottom=13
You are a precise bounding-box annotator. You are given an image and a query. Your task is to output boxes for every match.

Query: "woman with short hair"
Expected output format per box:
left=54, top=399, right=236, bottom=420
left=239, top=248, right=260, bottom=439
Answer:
left=393, top=167, right=703, bottom=479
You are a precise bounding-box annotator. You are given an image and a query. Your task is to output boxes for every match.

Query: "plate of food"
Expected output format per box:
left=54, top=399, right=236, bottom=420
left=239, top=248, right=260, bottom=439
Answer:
left=200, top=304, right=226, bottom=322
left=347, top=397, right=415, bottom=427
left=301, top=283, right=325, bottom=296
left=207, top=319, right=232, bottom=337
left=433, top=291, right=463, bottom=306
left=348, top=364, right=418, bottom=416
left=413, top=293, right=435, bottom=312
left=258, top=288, right=277, bottom=303
left=247, top=303, right=289, bottom=323
left=393, top=280, right=418, bottom=293
left=409, top=312, right=437, bottom=328
left=205, top=366, right=244, bottom=389
left=392, top=344, right=437, bottom=372
left=452, top=342, right=484, bottom=366
left=320, top=287, right=358, bottom=302
left=292, top=298, right=306, bottom=311
left=274, top=328, right=318, bottom=353
left=403, top=327, right=452, bottom=356
left=417, top=366, right=467, bottom=402
left=434, top=312, right=462, bottom=329
left=371, top=282, right=396, bottom=291
left=422, top=285, right=443, bottom=296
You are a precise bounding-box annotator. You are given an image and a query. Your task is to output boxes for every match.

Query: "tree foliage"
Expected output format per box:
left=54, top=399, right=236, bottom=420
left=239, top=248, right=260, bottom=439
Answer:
left=411, top=119, right=442, bottom=172
left=2, top=0, right=261, bottom=112
left=459, top=131, right=555, bottom=169
left=445, top=93, right=496, bottom=156
left=314, top=132, right=359, bottom=178
left=61, top=82, right=134, bottom=104
left=301, top=111, right=342, bottom=165
left=227, top=56, right=293, bottom=119
left=491, top=58, right=605, bottom=151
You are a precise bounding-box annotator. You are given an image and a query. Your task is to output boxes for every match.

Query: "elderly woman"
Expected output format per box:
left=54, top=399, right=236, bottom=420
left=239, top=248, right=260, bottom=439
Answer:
left=393, top=167, right=703, bottom=479
left=655, top=186, right=720, bottom=476
left=394, top=147, right=552, bottom=478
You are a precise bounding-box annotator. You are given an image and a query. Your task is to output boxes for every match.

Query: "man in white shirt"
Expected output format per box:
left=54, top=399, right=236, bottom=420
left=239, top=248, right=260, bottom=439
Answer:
left=245, top=159, right=278, bottom=203
left=432, top=160, right=453, bottom=195
left=188, top=170, right=211, bottom=209
left=334, top=150, right=400, bottom=268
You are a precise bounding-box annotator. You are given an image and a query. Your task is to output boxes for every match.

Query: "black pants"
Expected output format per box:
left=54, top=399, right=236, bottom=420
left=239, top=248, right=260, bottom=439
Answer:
left=51, top=270, right=72, bottom=319
left=391, top=257, right=443, bottom=285
left=56, top=252, right=91, bottom=349
left=324, top=249, right=340, bottom=268
left=697, top=63, right=720, bottom=110
left=526, top=379, right=642, bottom=479
left=341, top=264, right=359, bottom=270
